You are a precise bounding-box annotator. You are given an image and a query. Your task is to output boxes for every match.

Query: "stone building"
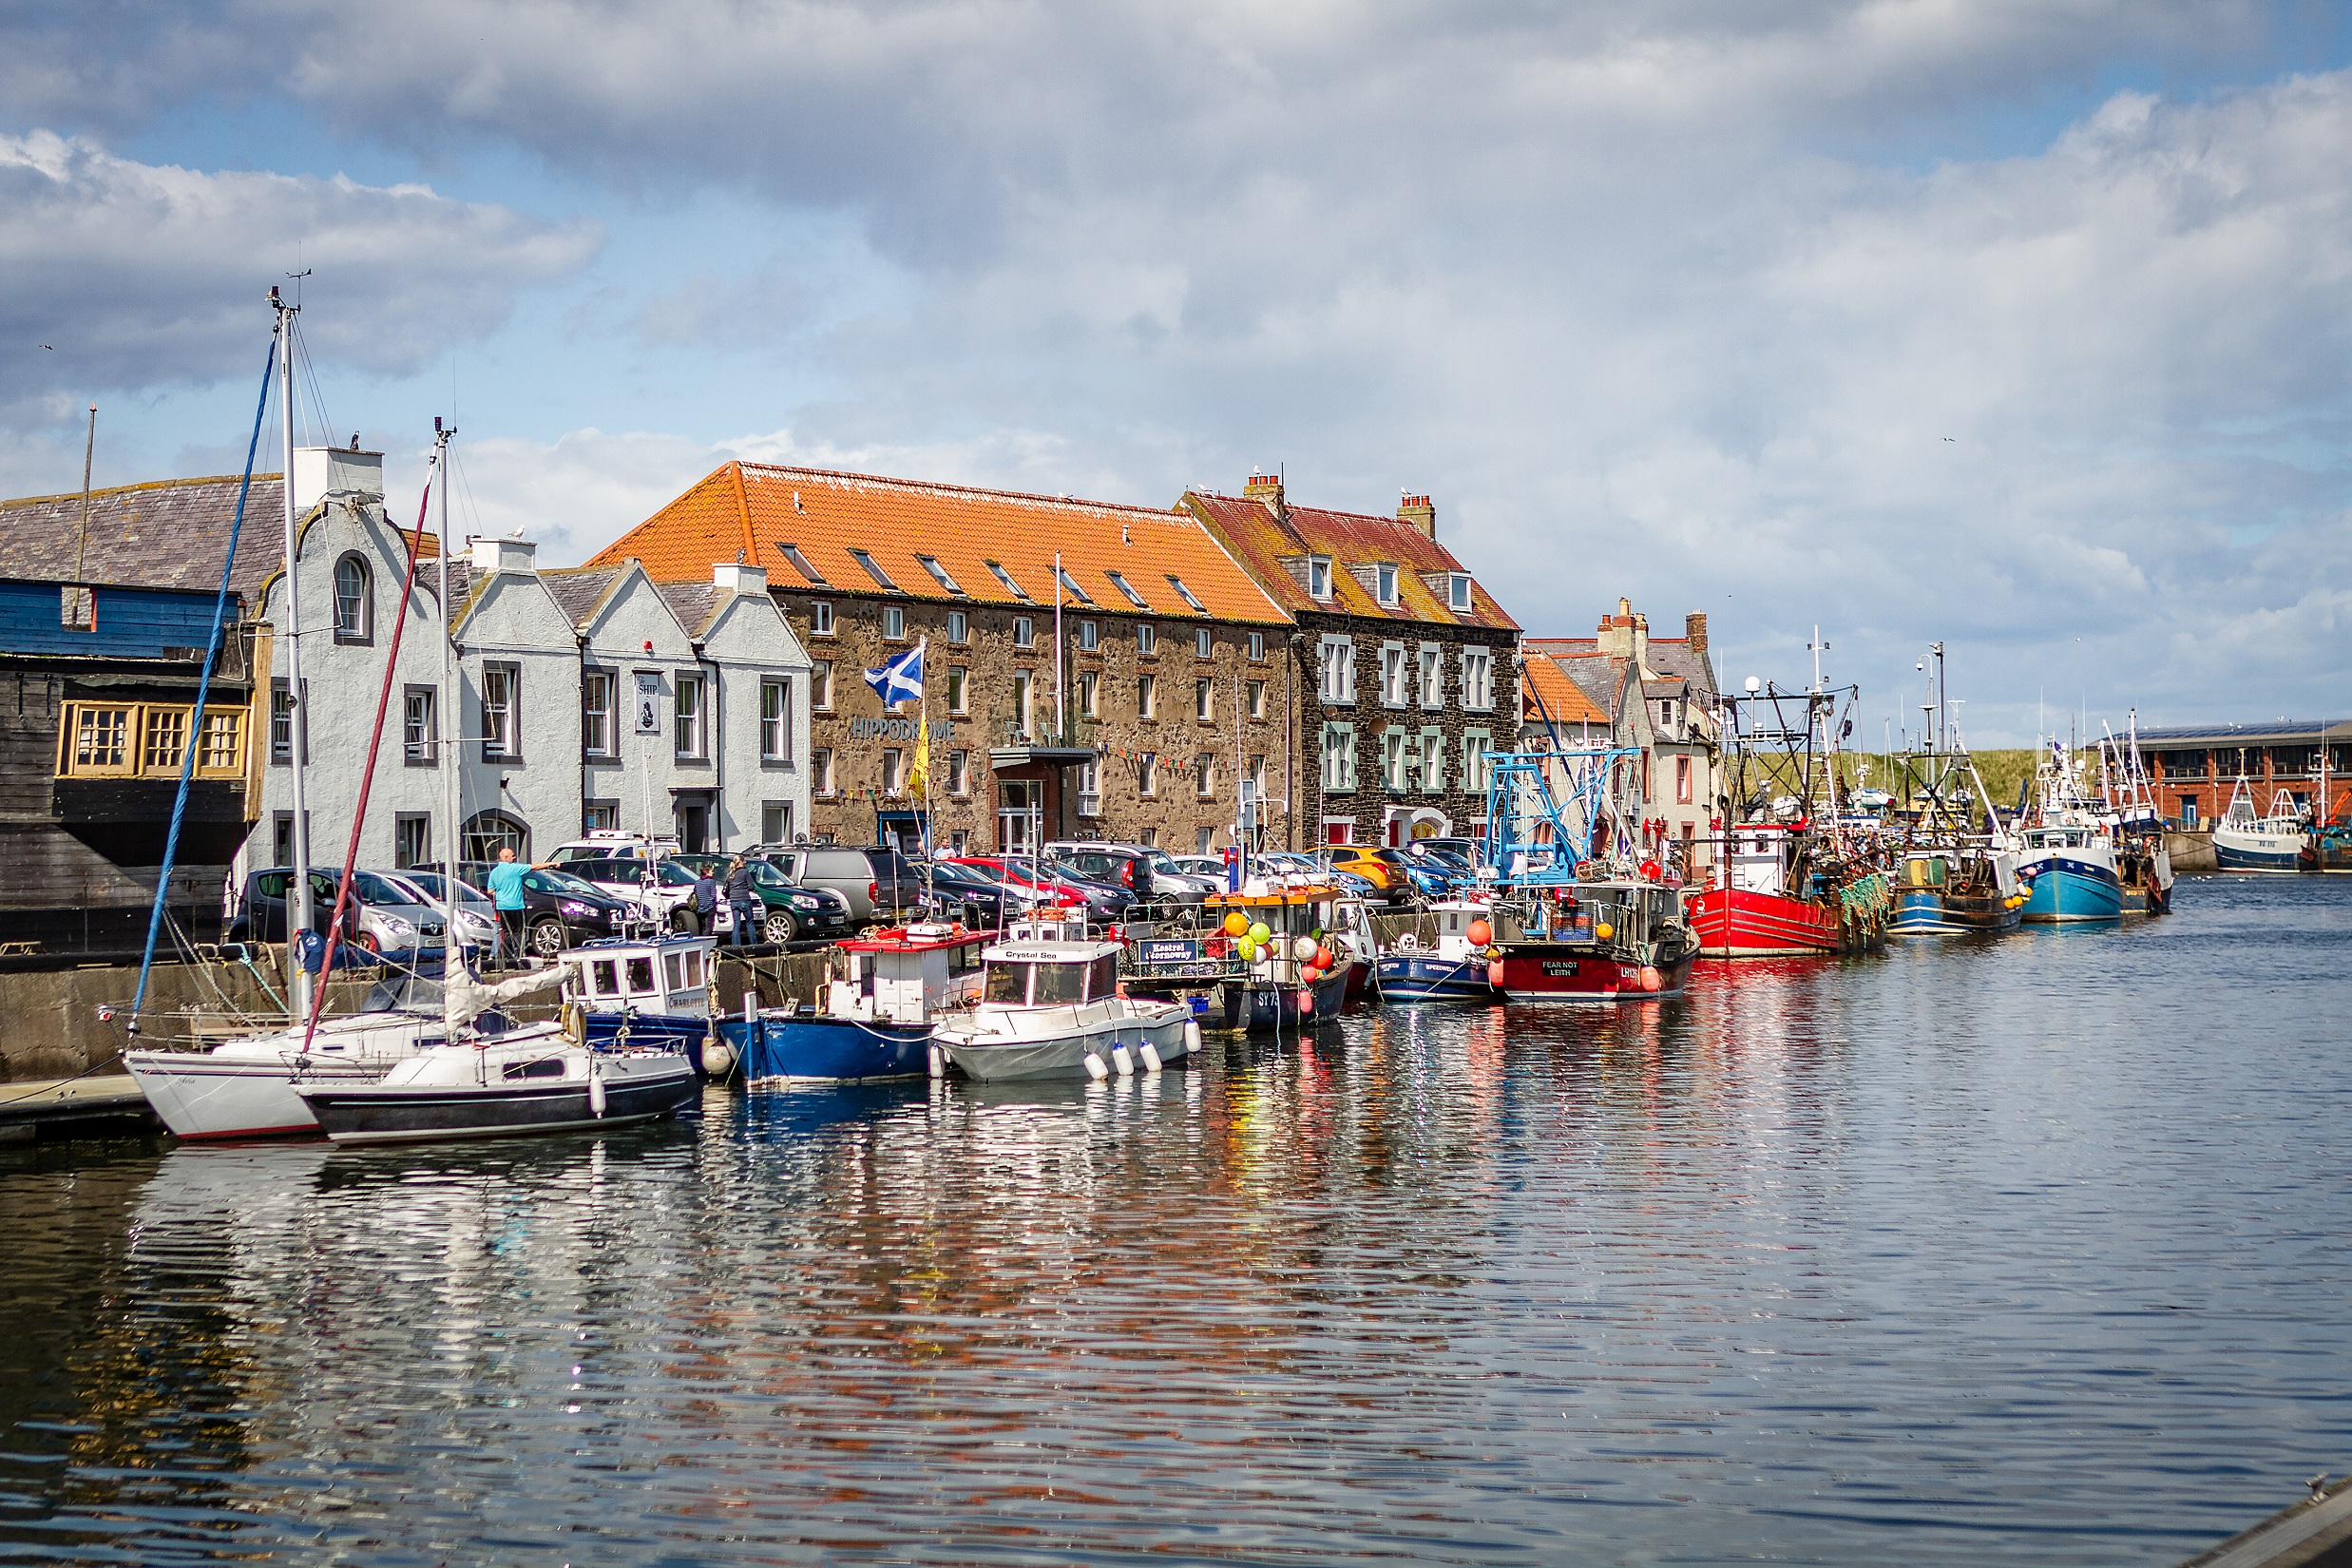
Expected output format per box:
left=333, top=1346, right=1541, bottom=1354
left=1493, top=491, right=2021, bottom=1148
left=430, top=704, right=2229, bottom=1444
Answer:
left=1523, top=599, right=1726, bottom=870
left=1178, top=477, right=1520, bottom=847
left=585, top=464, right=1293, bottom=853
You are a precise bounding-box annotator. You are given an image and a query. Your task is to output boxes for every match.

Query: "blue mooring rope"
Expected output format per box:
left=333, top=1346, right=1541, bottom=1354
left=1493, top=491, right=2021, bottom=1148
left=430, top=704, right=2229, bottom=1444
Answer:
left=128, top=333, right=280, bottom=1031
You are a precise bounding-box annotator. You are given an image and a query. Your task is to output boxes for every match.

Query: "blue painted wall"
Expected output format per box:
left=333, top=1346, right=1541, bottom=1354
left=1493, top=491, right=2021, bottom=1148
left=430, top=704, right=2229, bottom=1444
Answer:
left=0, top=579, right=230, bottom=659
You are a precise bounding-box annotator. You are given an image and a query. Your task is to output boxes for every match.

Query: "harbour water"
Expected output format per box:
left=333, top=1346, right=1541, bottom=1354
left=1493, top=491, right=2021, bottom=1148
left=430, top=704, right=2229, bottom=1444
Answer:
left=1, top=876, right=2345, bottom=1565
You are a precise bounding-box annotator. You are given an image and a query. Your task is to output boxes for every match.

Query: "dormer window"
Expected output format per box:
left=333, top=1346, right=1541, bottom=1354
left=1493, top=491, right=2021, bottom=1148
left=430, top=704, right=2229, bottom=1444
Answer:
left=776, top=543, right=829, bottom=586
left=1309, top=556, right=1333, bottom=600
left=1165, top=574, right=1206, bottom=613
left=985, top=560, right=1031, bottom=601
left=1106, top=570, right=1150, bottom=609
left=1375, top=564, right=1398, bottom=606
left=915, top=554, right=964, bottom=595
left=1447, top=573, right=1472, bottom=612
left=848, top=548, right=900, bottom=592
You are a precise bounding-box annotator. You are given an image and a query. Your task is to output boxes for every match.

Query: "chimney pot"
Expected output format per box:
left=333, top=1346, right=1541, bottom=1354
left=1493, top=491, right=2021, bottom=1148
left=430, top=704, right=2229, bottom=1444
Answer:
left=1397, top=493, right=1437, bottom=538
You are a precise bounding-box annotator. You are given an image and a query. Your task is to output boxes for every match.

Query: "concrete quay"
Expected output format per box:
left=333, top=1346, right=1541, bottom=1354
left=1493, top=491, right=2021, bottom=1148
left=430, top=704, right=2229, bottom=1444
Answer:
left=0, top=1074, right=158, bottom=1142
left=2180, top=1477, right=2352, bottom=1568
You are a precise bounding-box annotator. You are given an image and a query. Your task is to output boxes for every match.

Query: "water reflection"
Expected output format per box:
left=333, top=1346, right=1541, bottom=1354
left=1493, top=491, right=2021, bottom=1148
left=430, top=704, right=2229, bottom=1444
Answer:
left=0, top=877, right=2346, bottom=1563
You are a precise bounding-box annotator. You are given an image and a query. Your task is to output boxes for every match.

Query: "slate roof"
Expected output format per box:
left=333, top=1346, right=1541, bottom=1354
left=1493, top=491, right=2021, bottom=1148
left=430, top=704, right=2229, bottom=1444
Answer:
left=585, top=463, right=1291, bottom=625
left=541, top=567, right=622, bottom=629
left=656, top=582, right=720, bottom=638
left=1179, top=488, right=1519, bottom=632
left=2136, top=720, right=2352, bottom=747
left=1525, top=633, right=1717, bottom=702
left=0, top=474, right=288, bottom=604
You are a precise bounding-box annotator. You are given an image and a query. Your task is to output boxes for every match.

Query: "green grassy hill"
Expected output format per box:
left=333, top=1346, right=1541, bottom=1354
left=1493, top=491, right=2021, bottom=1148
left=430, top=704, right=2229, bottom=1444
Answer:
left=1740, top=750, right=2040, bottom=814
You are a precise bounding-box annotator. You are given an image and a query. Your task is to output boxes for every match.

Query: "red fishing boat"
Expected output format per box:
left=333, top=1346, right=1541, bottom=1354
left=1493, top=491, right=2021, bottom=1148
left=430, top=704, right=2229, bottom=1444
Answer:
left=1487, top=878, right=1699, bottom=1002
left=1686, top=824, right=1844, bottom=956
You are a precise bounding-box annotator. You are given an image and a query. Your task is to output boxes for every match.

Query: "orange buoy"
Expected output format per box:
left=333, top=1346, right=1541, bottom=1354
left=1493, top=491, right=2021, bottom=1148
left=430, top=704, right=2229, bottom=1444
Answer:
left=1314, top=944, right=1335, bottom=968
left=1297, top=987, right=1315, bottom=1017
left=1466, top=918, right=1492, bottom=947
left=1487, top=958, right=1506, bottom=987
left=1639, top=966, right=1663, bottom=992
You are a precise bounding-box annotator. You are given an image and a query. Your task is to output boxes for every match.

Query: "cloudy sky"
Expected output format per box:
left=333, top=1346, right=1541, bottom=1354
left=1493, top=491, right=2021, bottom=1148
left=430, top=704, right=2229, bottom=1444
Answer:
left=6, top=1, right=2349, bottom=742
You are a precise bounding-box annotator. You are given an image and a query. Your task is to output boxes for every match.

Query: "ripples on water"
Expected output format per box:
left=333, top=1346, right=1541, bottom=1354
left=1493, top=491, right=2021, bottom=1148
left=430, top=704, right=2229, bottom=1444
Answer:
left=0, top=876, right=2345, bottom=1565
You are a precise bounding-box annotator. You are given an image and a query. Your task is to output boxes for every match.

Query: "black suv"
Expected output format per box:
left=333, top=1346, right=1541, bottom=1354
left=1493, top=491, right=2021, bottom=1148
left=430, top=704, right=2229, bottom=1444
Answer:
left=449, top=860, right=641, bottom=958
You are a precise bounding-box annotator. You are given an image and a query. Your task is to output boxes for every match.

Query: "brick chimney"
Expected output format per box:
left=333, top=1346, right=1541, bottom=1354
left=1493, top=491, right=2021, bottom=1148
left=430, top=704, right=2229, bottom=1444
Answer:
left=1398, top=493, right=1436, bottom=538
left=1684, top=611, right=1708, bottom=658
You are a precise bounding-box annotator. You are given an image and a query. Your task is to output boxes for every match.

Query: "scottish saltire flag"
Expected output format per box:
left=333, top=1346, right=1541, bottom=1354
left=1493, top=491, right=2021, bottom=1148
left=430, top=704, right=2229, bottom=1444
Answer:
left=864, top=640, right=925, bottom=707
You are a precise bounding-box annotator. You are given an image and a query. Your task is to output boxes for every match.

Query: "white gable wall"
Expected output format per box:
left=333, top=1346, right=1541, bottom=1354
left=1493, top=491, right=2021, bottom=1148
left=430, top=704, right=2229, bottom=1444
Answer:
left=697, top=583, right=813, bottom=848
left=452, top=564, right=583, bottom=863
left=573, top=566, right=709, bottom=847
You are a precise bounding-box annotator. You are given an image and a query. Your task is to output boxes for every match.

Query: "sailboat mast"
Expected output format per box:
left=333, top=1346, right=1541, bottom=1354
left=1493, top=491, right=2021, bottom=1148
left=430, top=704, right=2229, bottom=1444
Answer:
left=275, top=290, right=314, bottom=1016
left=434, top=419, right=460, bottom=962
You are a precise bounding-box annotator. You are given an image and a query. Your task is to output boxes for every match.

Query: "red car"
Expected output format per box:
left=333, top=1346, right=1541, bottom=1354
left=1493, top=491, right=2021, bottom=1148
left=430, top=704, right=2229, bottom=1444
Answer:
left=947, top=857, right=1131, bottom=919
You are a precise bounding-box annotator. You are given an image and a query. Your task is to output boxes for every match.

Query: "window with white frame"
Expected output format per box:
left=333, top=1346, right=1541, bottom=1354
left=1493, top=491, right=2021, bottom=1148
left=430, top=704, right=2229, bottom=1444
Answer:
left=1195, top=626, right=1212, bottom=658
left=1013, top=669, right=1034, bottom=734
left=884, top=604, right=906, bottom=640
left=1137, top=673, right=1156, bottom=718
left=1463, top=731, right=1492, bottom=794
left=1195, top=753, right=1214, bottom=797
left=580, top=672, right=612, bottom=757
left=811, top=602, right=834, bottom=636
left=1420, top=730, right=1444, bottom=792
left=1461, top=647, right=1494, bottom=711
left=1138, top=755, right=1158, bottom=796
left=813, top=747, right=834, bottom=794
left=1321, top=721, right=1355, bottom=792
left=1137, top=622, right=1157, bottom=655
left=1380, top=641, right=1405, bottom=706
left=1308, top=556, right=1333, bottom=600
left=1249, top=754, right=1267, bottom=794
left=403, top=686, right=436, bottom=764
left=271, top=679, right=296, bottom=763
left=948, top=749, right=969, bottom=795
left=1166, top=574, right=1206, bottom=612
left=1318, top=635, right=1354, bottom=703
left=1079, top=669, right=1099, bottom=717
left=1375, top=564, right=1398, bottom=606
left=1248, top=631, right=1265, bottom=660
left=480, top=666, right=518, bottom=760
left=882, top=748, right=903, bottom=796
left=947, top=609, right=967, bottom=643
left=812, top=660, right=833, bottom=710
left=1419, top=643, right=1443, bottom=709
left=1079, top=760, right=1100, bottom=816
left=333, top=554, right=373, bottom=644
left=1248, top=679, right=1266, bottom=719
left=947, top=665, right=968, bottom=714
left=1447, top=574, right=1473, bottom=612
left=1079, top=619, right=1099, bottom=651
left=674, top=674, right=707, bottom=759
left=760, top=679, right=792, bottom=761
left=1195, top=678, right=1214, bottom=720
left=1675, top=754, right=1692, bottom=804
left=1013, top=617, right=1034, bottom=648
left=1383, top=728, right=1406, bottom=791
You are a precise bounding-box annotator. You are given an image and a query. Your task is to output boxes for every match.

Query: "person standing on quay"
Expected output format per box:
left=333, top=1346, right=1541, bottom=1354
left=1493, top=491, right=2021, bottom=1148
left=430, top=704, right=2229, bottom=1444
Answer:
left=688, top=861, right=719, bottom=936
left=484, top=845, right=548, bottom=964
left=724, top=853, right=759, bottom=947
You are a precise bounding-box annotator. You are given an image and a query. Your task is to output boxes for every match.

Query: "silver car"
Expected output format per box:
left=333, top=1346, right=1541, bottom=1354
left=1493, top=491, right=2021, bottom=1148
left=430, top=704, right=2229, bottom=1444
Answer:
left=381, top=870, right=505, bottom=962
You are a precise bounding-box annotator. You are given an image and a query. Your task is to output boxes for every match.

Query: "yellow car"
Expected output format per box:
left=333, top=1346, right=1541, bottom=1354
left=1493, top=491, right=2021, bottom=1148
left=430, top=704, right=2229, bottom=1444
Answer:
left=1320, top=845, right=1416, bottom=899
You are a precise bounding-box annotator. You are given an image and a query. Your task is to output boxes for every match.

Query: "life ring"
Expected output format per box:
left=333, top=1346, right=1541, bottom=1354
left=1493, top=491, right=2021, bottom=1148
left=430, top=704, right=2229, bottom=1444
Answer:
left=560, top=1001, right=586, bottom=1044
left=1394, top=932, right=1420, bottom=953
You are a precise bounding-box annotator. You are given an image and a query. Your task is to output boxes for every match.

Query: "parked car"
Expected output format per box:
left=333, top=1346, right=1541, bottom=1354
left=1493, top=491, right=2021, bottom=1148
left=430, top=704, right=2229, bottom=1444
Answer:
left=668, top=852, right=851, bottom=944
left=449, top=860, right=644, bottom=957
left=547, top=831, right=681, bottom=866
left=1167, top=853, right=1231, bottom=884
left=1317, top=845, right=1423, bottom=903
left=948, top=856, right=1132, bottom=923
left=918, top=857, right=1038, bottom=926
left=227, top=868, right=449, bottom=955
left=758, top=845, right=927, bottom=926
left=378, top=869, right=504, bottom=961
left=560, top=855, right=724, bottom=932
left=1254, top=851, right=1380, bottom=898
left=1044, top=842, right=1215, bottom=905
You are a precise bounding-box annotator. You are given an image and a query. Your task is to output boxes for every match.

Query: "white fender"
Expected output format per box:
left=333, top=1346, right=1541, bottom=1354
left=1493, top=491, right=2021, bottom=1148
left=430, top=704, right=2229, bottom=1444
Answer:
left=1138, top=1042, right=1163, bottom=1074
left=1183, top=1020, right=1202, bottom=1059
left=1082, top=1052, right=1109, bottom=1081
left=928, top=1043, right=947, bottom=1079
left=1111, top=1043, right=1134, bottom=1077
left=587, top=1062, right=607, bottom=1119
left=700, top=1035, right=736, bottom=1078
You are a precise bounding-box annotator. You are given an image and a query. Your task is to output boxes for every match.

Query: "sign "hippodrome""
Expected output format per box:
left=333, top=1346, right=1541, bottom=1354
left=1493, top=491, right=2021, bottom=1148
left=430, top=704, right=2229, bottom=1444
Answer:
left=849, top=716, right=954, bottom=741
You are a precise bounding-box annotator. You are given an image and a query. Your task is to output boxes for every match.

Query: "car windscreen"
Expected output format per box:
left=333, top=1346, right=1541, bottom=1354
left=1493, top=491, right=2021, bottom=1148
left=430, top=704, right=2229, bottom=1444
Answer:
left=531, top=870, right=603, bottom=897
left=657, top=861, right=699, bottom=887
left=352, top=871, right=419, bottom=905
left=747, top=861, right=792, bottom=888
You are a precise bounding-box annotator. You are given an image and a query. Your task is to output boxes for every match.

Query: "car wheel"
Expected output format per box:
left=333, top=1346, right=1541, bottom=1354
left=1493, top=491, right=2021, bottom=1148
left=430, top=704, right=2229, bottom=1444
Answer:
left=671, top=908, right=696, bottom=935
left=354, top=931, right=381, bottom=955
left=762, top=909, right=797, bottom=944
left=529, top=917, right=567, bottom=958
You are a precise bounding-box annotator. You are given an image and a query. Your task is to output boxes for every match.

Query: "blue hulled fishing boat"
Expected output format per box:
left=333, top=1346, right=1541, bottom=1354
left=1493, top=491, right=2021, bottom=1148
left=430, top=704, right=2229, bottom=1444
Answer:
left=1374, top=901, right=1500, bottom=1003
left=2212, top=778, right=2307, bottom=872
left=719, top=923, right=989, bottom=1083
left=1886, top=847, right=2024, bottom=935
left=557, top=935, right=735, bottom=1075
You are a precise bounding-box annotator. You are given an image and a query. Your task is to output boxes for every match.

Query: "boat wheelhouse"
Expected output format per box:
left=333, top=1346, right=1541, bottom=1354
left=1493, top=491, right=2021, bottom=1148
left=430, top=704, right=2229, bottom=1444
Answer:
left=1487, top=878, right=1700, bottom=1002
left=721, top=923, right=989, bottom=1084
left=2015, top=823, right=2123, bottom=922
left=1374, top=899, right=1501, bottom=1004
left=930, top=939, right=1194, bottom=1081
left=2211, top=778, right=2307, bottom=873
left=1886, top=847, right=2023, bottom=936
left=560, top=935, right=727, bottom=1072
left=1198, top=881, right=1354, bottom=1030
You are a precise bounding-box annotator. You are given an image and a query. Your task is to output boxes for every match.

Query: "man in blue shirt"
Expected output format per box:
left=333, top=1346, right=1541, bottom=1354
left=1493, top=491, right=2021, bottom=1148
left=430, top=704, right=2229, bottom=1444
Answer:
left=484, top=846, right=549, bottom=963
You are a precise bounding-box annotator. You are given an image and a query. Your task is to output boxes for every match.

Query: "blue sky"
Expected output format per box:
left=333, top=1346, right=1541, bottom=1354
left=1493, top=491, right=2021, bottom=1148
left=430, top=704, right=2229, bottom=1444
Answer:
left=5, top=2, right=2350, bottom=745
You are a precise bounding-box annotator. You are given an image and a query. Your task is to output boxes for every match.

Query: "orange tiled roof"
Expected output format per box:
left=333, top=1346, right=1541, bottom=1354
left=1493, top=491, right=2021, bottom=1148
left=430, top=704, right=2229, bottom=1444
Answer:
left=586, top=463, right=1291, bottom=625
left=1521, top=652, right=1611, bottom=726
left=1179, top=488, right=1519, bottom=632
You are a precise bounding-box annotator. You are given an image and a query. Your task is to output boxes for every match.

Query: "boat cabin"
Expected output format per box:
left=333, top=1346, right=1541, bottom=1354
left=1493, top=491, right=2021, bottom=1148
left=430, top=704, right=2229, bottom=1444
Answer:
left=564, top=935, right=715, bottom=1017
left=1423, top=900, right=1491, bottom=960
left=1724, top=825, right=1792, bottom=897
left=979, top=941, right=1124, bottom=1007
left=2020, top=826, right=2098, bottom=851
left=827, top=924, right=990, bottom=1025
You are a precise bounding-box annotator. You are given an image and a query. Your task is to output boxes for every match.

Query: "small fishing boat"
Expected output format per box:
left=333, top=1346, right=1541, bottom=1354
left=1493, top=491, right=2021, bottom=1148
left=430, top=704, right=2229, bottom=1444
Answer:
left=720, top=922, right=988, bottom=1083
left=558, top=934, right=734, bottom=1074
left=1687, top=824, right=1888, bottom=955
left=1199, top=881, right=1355, bottom=1030
left=1486, top=878, right=1699, bottom=1002
left=1886, top=847, right=2023, bottom=935
left=2015, top=823, right=2122, bottom=922
left=2211, top=778, right=2308, bottom=872
left=929, top=938, right=1195, bottom=1081
left=2304, top=810, right=2352, bottom=873
left=1374, top=900, right=1501, bottom=1003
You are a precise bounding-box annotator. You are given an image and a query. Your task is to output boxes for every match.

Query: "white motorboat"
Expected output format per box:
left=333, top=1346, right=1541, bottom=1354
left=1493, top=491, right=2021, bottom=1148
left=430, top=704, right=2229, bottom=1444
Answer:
left=930, top=938, right=1197, bottom=1082
left=296, top=1024, right=698, bottom=1144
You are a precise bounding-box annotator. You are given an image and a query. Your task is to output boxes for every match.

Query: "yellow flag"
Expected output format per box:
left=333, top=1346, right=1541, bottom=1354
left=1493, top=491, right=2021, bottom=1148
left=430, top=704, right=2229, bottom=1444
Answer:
left=908, top=721, right=929, bottom=793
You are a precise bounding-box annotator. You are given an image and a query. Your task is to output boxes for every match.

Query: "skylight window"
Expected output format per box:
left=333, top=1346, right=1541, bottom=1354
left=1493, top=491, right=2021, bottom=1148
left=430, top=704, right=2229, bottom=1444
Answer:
left=1053, top=564, right=1095, bottom=604
left=985, top=560, right=1032, bottom=601
left=1165, top=574, right=1207, bottom=613
left=847, top=548, right=901, bottom=591
left=916, top=554, right=965, bottom=595
left=1105, top=570, right=1150, bottom=609
left=775, top=543, right=829, bottom=586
